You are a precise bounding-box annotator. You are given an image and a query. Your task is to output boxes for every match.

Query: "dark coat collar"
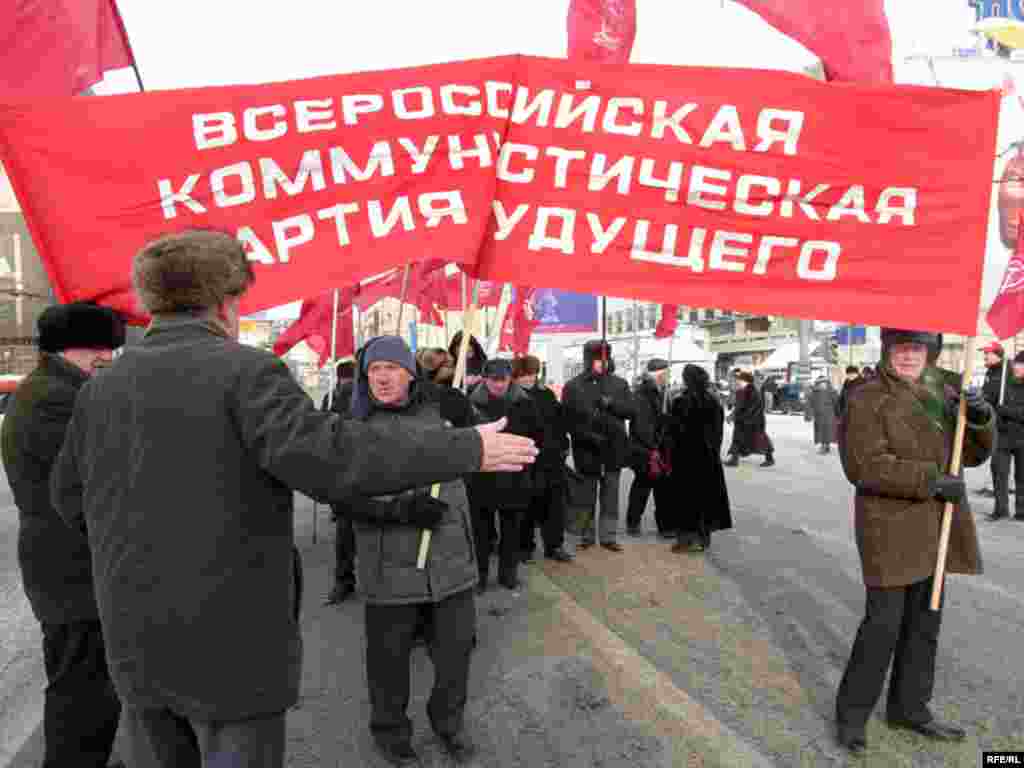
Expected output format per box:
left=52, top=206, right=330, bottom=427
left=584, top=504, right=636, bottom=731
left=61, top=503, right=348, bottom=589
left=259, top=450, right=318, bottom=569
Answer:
left=39, top=352, right=90, bottom=388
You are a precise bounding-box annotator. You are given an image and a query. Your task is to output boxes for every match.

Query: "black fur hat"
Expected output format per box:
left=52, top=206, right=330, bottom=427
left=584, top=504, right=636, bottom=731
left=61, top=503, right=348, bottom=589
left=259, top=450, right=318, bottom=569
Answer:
left=880, top=328, right=943, bottom=364
left=38, top=302, right=126, bottom=353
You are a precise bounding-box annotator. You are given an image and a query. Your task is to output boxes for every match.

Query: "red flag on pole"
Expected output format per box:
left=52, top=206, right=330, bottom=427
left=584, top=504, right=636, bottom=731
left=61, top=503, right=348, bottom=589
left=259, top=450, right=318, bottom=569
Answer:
left=654, top=305, right=679, bottom=339
left=1, top=0, right=135, bottom=97
left=733, top=0, right=893, bottom=83
left=987, top=212, right=1024, bottom=341
left=273, top=288, right=355, bottom=367
left=500, top=287, right=539, bottom=355
left=566, top=0, right=637, bottom=62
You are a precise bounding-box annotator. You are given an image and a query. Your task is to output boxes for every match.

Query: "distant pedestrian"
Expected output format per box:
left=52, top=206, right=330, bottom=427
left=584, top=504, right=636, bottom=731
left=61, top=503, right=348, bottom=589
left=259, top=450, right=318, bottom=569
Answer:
left=835, top=329, right=993, bottom=755
left=1, top=302, right=126, bottom=768
left=806, top=377, right=838, bottom=454
left=667, top=365, right=732, bottom=552
left=836, top=365, right=865, bottom=422
left=625, top=359, right=674, bottom=538
left=563, top=340, right=635, bottom=552
left=984, top=349, right=1024, bottom=521
left=724, top=372, right=775, bottom=467
left=762, top=376, right=779, bottom=412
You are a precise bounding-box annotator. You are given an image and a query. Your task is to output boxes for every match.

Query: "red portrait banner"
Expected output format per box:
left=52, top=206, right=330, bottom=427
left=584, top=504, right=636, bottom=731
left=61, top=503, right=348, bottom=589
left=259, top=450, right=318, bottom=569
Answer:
left=0, top=55, right=999, bottom=333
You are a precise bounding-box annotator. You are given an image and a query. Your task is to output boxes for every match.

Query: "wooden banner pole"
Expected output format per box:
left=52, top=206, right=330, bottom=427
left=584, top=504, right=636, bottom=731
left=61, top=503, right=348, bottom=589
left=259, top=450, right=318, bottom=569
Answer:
left=931, top=335, right=978, bottom=611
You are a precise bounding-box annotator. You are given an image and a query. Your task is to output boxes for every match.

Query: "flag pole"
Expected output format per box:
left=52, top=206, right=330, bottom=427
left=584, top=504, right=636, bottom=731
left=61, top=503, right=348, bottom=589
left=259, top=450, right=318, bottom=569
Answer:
left=395, top=263, right=411, bottom=336
left=931, top=335, right=978, bottom=611
left=1000, top=349, right=1009, bottom=405
left=314, top=288, right=341, bottom=546
left=109, top=0, right=146, bottom=92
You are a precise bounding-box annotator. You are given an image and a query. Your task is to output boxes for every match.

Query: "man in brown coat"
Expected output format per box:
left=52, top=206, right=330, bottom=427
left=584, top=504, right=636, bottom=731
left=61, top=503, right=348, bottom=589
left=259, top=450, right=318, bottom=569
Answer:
left=836, top=329, right=993, bottom=754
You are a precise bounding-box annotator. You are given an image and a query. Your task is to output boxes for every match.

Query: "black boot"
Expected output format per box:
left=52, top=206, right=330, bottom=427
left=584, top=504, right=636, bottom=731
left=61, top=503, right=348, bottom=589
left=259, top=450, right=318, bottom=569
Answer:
left=724, top=455, right=739, bottom=467
left=325, top=581, right=355, bottom=605
left=761, top=454, right=775, bottom=467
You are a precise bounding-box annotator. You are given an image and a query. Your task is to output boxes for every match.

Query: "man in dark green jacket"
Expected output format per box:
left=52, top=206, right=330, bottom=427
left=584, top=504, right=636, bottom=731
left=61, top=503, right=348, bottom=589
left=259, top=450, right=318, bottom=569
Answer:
left=350, top=335, right=480, bottom=766
left=49, top=230, right=536, bottom=768
left=321, top=360, right=358, bottom=604
left=2, top=302, right=126, bottom=768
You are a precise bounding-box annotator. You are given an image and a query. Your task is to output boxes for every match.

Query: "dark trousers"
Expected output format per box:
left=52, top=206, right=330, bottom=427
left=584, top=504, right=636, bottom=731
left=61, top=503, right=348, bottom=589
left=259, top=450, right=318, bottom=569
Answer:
left=991, top=439, right=1024, bottom=517
left=625, top=472, right=673, bottom=534
left=40, top=619, right=121, bottom=768
left=579, top=470, right=622, bottom=544
left=123, top=707, right=285, bottom=768
left=365, top=588, right=476, bottom=747
left=474, top=506, right=523, bottom=584
left=330, top=508, right=356, bottom=586
left=835, top=578, right=943, bottom=731
left=520, top=475, right=568, bottom=554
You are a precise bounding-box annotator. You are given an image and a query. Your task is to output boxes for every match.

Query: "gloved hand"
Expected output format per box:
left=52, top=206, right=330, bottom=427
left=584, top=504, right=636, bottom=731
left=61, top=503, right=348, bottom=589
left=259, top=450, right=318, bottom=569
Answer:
left=404, top=494, right=447, bottom=528
left=946, top=386, right=990, bottom=425
left=931, top=473, right=966, bottom=503
left=598, top=395, right=614, bottom=411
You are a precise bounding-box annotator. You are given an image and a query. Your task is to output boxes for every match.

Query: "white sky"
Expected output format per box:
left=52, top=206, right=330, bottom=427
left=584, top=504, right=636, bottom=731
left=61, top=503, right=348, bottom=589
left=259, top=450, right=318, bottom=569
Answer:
left=93, top=0, right=978, bottom=94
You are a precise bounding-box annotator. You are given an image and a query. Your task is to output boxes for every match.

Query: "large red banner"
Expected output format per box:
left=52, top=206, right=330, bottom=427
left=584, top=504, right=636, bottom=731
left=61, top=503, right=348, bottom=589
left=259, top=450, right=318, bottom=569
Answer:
left=0, top=55, right=999, bottom=333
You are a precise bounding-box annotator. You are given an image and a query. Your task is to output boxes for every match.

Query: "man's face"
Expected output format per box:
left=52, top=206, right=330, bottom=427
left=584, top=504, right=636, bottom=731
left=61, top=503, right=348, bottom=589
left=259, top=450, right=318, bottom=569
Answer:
left=889, top=342, right=928, bottom=382
left=736, top=379, right=748, bottom=390
left=515, top=374, right=538, bottom=389
left=485, top=375, right=511, bottom=398
left=61, top=348, right=115, bottom=376
left=986, top=352, right=1003, bottom=368
left=465, top=373, right=482, bottom=388
left=1013, top=363, right=1024, bottom=380
left=653, top=369, right=669, bottom=387
left=368, top=361, right=412, bottom=405
left=591, top=359, right=606, bottom=375
left=847, top=372, right=859, bottom=381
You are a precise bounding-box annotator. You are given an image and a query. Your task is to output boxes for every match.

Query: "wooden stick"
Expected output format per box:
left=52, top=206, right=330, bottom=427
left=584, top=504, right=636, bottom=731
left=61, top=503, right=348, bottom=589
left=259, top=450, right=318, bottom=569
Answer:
left=931, top=335, right=978, bottom=611
left=416, top=483, right=442, bottom=569
left=395, top=263, right=411, bottom=335
left=453, top=304, right=480, bottom=392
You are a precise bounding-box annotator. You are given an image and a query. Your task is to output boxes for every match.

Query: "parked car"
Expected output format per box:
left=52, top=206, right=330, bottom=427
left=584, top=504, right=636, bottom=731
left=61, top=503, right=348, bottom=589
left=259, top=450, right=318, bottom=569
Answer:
left=773, top=382, right=806, bottom=414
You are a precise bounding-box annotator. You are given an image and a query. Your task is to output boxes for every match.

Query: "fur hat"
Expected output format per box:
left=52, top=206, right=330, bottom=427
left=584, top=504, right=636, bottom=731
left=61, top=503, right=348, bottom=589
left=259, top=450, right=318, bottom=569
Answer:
left=647, top=358, right=669, bottom=373
left=512, top=355, right=541, bottom=378
left=132, top=230, right=255, bottom=314
left=38, top=302, right=126, bottom=353
left=881, top=328, right=943, bottom=364
left=737, top=371, right=755, bottom=384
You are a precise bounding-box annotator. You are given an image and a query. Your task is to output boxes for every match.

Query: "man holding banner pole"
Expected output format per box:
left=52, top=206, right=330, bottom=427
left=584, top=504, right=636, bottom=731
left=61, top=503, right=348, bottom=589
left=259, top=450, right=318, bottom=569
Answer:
left=835, top=329, right=993, bottom=754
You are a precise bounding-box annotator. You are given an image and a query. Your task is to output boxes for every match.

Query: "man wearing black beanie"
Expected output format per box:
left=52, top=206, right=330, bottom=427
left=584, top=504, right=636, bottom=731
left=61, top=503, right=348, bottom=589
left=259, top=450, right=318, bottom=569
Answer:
left=2, top=301, right=126, bottom=768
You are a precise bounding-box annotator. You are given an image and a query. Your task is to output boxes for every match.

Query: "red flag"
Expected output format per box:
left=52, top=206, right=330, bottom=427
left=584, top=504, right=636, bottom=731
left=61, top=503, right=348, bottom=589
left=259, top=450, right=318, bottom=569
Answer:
left=2, top=0, right=135, bottom=97
left=438, top=274, right=503, bottom=310
left=355, top=260, right=448, bottom=314
left=733, top=0, right=892, bottom=83
left=273, top=288, right=355, bottom=367
left=500, top=287, right=539, bottom=355
left=654, top=305, right=679, bottom=339
left=567, top=0, right=637, bottom=63
left=987, top=213, right=1024, bottom=341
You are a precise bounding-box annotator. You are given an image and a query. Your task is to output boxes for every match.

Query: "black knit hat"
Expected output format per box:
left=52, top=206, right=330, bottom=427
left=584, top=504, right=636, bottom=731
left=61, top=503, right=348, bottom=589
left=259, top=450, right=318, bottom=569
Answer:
left=38, top=302, right=126, bottom=353
left=647, top=358, right=669, bottom=373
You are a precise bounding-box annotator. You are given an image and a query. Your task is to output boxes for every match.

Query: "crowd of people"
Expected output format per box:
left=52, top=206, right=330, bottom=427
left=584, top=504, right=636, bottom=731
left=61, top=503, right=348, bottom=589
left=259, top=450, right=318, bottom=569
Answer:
left=0, top=226, right=1000, bottom=764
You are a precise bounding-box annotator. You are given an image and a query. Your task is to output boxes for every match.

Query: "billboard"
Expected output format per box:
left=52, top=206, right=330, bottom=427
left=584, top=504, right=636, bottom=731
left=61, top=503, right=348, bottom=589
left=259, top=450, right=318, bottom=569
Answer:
left=523, top=289, right=598, bottom=334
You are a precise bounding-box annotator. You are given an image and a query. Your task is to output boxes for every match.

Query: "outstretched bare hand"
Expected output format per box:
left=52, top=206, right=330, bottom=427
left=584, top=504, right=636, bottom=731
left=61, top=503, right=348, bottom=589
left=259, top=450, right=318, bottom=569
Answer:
left=476, top=418, right=538, bottom=472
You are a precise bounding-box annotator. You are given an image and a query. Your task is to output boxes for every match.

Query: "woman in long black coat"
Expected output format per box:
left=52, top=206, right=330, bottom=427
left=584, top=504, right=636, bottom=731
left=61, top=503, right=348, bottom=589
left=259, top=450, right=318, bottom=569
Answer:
left=725, top=371, right=775, bottom=467
left=666, top=365, right=733, bottom=552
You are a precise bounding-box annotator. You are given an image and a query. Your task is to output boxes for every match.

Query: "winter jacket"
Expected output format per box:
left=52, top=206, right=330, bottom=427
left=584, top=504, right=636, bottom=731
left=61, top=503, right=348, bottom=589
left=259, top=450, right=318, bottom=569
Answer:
left=350, top=387, right=478, bottom=605
left=835, top=376, right=865, bottom=420
left=666, top=384, right=731, bottom=537
left=562, top=341, right=635, bottom=476
left=629, top=376, right=668, bottom=471
left=982, top=364, right=1024, bottom=447
left=419, top=379, right=475, bottom=429
left=839, top=364, right=992, bottom=588
left=468, top=382, right=543, bottom=509
left=321, top=379, right=354, bottom=417
left=49, top=316, right=483, bottom=723
left=523, top=382, right=570, bottom=476
left=1, top=353, right=97, bottom=625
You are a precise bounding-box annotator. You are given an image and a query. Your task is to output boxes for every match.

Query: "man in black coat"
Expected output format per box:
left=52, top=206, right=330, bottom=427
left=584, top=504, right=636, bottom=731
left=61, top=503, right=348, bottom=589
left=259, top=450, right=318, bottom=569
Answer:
left=469, top=358, right=544, bottom=590
left=322, top=360, right=358, bottom=604
left=513, top=355, right=574, bottom=563
left=1, top=302, right=126, bottom=768
left=626, top=359, right=674, bottom=538
left=981, top=342, right=1007, bottom=505
left=836, top=366, right=865, bottom=421
left=986, top=349, right=1024, bottom=521
left=49, top=229, right=537, bottom=768
left=562, top=340, right=635, bottom=552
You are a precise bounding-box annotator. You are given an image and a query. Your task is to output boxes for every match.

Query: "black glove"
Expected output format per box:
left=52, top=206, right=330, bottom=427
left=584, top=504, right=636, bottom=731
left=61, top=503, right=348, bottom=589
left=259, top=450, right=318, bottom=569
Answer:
left=931, top=473, right=966, bottom=503
left=946, top=386, right=990, bottom=425
left=404, top=494, right=447, bottom=529
left=598, top=395, right=613, bottom=411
